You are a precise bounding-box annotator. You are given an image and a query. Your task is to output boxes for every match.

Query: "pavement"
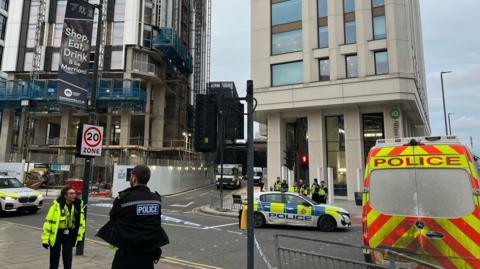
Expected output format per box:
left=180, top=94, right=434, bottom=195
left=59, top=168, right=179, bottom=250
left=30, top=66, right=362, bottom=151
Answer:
left=0, top=220, right=185, bottom=269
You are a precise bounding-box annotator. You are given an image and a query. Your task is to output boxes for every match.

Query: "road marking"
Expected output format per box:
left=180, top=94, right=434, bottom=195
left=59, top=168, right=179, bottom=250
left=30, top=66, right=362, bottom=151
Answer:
left=170, top=201, right=194, bottom=208
left=162, top=257, right=223, bottom=269
left=207, top=222, right=238, bottom=229
left=199, top=192, right=210, bottom=197
left=164, top=185, right=215, bottom=198
left=254, top=235, right=274, bottom=269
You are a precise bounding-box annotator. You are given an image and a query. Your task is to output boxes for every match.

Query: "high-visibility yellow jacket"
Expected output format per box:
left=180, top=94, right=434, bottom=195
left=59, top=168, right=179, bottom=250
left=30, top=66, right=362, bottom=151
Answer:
left=41, top=199, right=85, bottom=247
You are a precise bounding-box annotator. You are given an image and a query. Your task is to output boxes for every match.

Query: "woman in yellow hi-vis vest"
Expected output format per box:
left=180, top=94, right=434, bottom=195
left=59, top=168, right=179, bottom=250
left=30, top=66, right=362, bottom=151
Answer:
left=41, top=186, right=85, bottom=269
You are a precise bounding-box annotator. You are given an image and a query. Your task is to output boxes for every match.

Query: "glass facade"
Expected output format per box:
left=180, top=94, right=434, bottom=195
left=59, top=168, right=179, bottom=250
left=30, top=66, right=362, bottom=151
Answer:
left=272, top=0, right=301, bottom=26
left=319, top=26, right=328, bottom=48
left=326, top=116, right=347, bottom=196
left=373, top=16, right=386, bottom=39
left=362, top=113, right=384, bottom=161
left=112, top=22, right=124, bottom=46
left=271, top=61, right=303, bottom=86
left=345, top=21, right=356, bottom=44
left=272, top=30, right=302, bottom=55
left=319, top=58, right=330, bottom=81
left=375, top=51, right=389, bottom=75
left=346, top=54, right=358, bottom=78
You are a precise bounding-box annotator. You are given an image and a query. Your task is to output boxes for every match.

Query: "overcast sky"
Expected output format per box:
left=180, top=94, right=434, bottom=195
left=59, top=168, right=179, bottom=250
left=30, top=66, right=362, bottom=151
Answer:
left=210, top=0, right=480, bottom=153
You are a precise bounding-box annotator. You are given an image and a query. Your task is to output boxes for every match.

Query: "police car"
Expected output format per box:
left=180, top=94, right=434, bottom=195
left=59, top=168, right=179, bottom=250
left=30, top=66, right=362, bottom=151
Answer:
left=0, top=175, right=43, bottom=214
left=248, top=192, right=351, bottom=232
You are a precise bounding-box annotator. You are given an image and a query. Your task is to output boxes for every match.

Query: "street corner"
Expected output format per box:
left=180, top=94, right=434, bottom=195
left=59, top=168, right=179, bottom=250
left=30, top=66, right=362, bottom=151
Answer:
left=197, top=205, right=239, bottom=219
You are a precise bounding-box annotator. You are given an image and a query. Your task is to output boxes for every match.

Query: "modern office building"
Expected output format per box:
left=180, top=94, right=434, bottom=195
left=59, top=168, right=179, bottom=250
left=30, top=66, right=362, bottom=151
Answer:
left=252, top=0, right=429, bottom=200
left=0, top=0, right=211, bottom=181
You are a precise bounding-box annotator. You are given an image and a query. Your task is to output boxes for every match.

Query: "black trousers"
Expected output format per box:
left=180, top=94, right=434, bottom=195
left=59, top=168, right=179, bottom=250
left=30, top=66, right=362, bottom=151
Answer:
left=112, top=249, right=158, bottom=269
left=50, top=229, right=75, bottom=269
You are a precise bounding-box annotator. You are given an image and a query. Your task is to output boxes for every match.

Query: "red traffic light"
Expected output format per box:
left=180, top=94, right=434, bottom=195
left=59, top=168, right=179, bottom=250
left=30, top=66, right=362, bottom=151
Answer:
left=300, top=154, right=308, bottom=167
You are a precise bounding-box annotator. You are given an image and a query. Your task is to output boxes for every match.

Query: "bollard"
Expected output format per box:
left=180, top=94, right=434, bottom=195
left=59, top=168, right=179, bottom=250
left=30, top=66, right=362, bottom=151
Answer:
left=240, top=205, right=248, bottom=230
left=327, top=167, right=334, bottom=205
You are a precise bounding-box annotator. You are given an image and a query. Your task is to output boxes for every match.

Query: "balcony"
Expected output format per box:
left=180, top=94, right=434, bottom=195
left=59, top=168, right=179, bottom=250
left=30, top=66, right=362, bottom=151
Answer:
left=0, top=79, right=146, bottom=109
left=152, top=27, right=193, bottom=75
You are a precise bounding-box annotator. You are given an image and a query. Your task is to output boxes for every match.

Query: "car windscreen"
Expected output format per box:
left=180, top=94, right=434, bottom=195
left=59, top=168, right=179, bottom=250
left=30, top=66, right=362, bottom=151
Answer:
left=0, top=178, right=23, bottom=188
left=369, top=169, right=475, bottom=218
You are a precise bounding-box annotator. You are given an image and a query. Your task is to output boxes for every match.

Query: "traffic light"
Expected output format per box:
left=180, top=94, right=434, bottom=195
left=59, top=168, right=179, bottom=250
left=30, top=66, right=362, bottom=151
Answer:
left=194, top=94, right=217, bottom=152
left=284, top=147, right=294, bottom=170
left=300, top=154, right=309, bottom=168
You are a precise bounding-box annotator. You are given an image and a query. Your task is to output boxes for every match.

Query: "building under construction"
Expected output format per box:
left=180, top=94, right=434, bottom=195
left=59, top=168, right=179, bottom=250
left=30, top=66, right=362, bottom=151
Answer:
left=0, top=0, right=212, bottom=182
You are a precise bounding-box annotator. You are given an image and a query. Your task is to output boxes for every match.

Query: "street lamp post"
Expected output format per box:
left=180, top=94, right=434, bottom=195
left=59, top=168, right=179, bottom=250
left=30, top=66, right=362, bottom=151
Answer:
left=440, top=71, right=452, bottom=136
left=448, top=112, right=455, bottom=136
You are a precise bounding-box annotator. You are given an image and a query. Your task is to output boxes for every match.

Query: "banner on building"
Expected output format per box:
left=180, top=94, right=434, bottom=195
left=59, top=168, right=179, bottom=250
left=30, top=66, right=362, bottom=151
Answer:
left=57, top=0, right=95, bottom=108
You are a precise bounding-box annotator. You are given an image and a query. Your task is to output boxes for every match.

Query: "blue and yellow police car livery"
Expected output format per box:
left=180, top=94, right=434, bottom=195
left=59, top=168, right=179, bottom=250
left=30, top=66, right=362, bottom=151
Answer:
left=246, top=192, right=351, bottom=232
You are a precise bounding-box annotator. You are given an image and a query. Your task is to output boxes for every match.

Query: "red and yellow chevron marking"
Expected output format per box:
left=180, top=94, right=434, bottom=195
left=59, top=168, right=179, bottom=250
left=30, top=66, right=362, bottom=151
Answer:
left=363, top=202, right=480, bottom=268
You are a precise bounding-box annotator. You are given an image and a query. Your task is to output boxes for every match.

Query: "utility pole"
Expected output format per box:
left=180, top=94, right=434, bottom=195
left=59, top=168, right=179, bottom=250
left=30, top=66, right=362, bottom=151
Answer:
left=246, top=80, right=254, bottom=269
left=447, top=112, right=455, bottom=136
left=76, top=1, right=103, bottom=256
left=440, top=71, right=452, bottom=136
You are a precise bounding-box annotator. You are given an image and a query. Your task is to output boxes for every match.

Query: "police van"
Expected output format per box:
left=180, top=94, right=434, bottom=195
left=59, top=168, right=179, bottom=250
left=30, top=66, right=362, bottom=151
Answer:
left=247, top=191, right=351, bottom=232
left=0, top=174, right=43, bottom=214
left=363, top=136, right=480, bottom=268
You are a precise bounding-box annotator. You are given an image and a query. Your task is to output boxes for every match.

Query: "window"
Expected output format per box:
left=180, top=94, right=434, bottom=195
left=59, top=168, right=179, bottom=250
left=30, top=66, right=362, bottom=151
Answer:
left=370, top=169, right=417, bottom=216
left=319, top=58, right=330, bottom=81
left=343, top=0, right=355, bottom=13
left=345, top=21, right=356, bottom=44
left=373, top=16, right=386, bottom=39
left=372, top=0, right=386, bottom=40
left=0, top=15, right=6, bottom=41
left=112, top=22, right=124, bottom=46
left=372, top=0, right=384, bottom=8
left=272, top=30, right=302, bottom=55
left=53, top=24, right=63, bottom=47
left=370, top=169, right=475, bottom=218
left=362, top=113, right=384, bottom=161
left=285, top=195, right=306, bottom=205
left=317, top=0, right=328, bottom=49
left=272, top=0, right=301, bottom=26
left=144, top=0, right=154, bottom=24
left=271, top=61, right=303, bottom=86
left=51, top=52, right=60, bottom=71
left=260, top=194, right=284, bottom=203
left=345, top=54, right=358, bottom=78
left=143, top=24, right=152, bottom=48
left=317, top=0, right=327, bottom=18
left=326, top=116, right=346, bottom=196
left=272, top=0, right=302, bottom=55
left=318, top=26, right=328, bottom=48
left=0, top=0, right=8, bottom=11
left=56, top=0, right=67, bottom=22
left=110, top=50, right=123, bottom=70
left=374, top=50, right=388, bottom=75
left=24, top=52, right=34, bottom=71
left=114, top=0, right=125, bottom=21
left=0, top=45, right=3, bottom=69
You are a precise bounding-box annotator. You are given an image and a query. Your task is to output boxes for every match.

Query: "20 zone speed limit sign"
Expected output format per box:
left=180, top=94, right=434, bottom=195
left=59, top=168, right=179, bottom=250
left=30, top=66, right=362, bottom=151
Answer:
left=80, top=124, right=104, bottom=157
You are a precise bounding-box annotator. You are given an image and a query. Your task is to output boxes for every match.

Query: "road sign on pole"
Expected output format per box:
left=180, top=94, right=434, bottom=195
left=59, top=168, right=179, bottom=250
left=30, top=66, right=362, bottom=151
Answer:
left=77, top=124, right=104, bottom=157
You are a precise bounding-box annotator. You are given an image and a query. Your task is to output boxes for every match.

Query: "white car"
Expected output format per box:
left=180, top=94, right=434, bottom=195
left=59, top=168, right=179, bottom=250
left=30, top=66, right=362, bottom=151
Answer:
left=242, top=192, right=351, bottom=232
left=0, top=176, right=43, bottom=214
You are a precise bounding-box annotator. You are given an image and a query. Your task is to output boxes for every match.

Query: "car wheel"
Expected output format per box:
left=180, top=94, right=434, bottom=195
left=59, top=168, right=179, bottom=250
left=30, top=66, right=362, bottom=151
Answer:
left=254, top=212, right=266, bottom=228
left=28, top=207, right=39, bottom=214
left=318, top=215, right=337, bottom=232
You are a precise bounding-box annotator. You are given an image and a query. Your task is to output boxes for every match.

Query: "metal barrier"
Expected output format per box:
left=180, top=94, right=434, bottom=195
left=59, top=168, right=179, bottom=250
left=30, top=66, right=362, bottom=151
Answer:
left=274, top=234, right=443, bottom=269
left=209, top=194, right=243, bottom=211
